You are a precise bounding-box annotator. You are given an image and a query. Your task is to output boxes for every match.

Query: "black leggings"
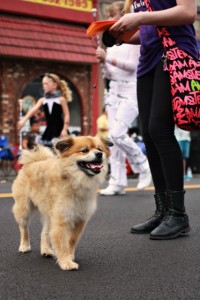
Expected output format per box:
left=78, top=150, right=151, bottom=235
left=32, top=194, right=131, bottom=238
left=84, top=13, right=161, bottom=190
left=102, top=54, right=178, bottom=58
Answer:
left=137, top=61, right=183, bottom=192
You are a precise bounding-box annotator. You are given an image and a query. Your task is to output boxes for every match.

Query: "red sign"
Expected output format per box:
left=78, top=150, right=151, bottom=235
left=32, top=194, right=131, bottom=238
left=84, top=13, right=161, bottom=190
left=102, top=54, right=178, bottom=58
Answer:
left=0, top=0, right=96, bottom=24
left=23, top=0, right=92, bottom=12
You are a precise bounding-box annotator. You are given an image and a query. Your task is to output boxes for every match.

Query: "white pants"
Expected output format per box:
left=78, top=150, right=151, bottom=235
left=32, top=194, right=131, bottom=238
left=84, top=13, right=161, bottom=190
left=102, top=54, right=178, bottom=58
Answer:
left=105, top=80, right=148, bottom=187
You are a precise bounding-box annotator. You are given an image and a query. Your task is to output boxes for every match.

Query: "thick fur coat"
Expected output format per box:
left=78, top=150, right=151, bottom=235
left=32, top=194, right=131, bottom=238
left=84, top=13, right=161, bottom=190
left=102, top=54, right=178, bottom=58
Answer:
left=12, top=136, right=110, bottom=270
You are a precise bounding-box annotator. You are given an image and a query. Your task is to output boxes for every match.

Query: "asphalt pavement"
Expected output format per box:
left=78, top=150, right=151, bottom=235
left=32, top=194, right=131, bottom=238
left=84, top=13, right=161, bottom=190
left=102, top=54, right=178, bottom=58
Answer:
left=0, top=174, right=200, bottom=300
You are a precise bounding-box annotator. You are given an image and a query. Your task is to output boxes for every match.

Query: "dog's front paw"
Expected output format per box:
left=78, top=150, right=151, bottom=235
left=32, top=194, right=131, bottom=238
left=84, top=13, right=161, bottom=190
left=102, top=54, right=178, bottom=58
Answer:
left=19, top=244, right=31, bottom=253
left=58, top=259, right=79, bottom=271
left=41, top=247, right=54, bottom=257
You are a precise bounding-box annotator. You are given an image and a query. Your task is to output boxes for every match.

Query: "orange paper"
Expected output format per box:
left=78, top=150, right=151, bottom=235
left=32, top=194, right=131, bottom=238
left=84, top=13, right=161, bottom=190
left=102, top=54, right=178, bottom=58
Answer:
left=86, top=20, right=138, bottom=42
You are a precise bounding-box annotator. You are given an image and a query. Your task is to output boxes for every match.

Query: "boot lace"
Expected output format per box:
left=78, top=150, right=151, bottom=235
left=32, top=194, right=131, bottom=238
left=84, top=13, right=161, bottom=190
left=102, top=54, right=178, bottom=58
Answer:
left=161, top=209, right=175, bottom=223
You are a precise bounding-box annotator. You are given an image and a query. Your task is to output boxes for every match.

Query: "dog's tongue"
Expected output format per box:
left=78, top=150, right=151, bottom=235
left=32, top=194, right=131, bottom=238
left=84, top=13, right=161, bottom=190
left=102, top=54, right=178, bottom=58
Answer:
left=89, top=163, right=103, bottom=170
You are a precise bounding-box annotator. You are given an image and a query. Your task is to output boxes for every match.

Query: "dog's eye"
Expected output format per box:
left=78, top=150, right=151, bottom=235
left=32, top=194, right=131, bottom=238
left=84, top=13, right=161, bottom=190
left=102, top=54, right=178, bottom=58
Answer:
left=81, top=148, right=89, bottom=153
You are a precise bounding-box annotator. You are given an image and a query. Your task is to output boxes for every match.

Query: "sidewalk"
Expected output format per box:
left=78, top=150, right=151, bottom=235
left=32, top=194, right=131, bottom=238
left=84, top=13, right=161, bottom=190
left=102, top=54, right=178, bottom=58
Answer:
left=1, top=172, right=200, bottom=196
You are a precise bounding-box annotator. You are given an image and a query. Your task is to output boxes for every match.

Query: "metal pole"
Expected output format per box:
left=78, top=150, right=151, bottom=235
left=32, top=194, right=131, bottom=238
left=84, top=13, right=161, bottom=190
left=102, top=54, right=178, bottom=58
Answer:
left=91, top=8, right=100, bottom=47
left=89, top=8, right=107, bottom=135
left=18, top=99, right=23, bottom=152
left=91, top=8, right=105, bottom=77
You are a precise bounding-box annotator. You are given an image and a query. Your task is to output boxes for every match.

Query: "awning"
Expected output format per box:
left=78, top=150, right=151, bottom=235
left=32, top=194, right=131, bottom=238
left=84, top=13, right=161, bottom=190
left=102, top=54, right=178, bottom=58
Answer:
left=0, top=15, right=97, bottom=64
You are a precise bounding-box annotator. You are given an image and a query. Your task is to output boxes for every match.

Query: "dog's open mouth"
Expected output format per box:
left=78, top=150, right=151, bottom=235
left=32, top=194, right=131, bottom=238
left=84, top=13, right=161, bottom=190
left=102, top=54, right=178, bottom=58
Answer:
left=78, top=160, right=103, bottom=176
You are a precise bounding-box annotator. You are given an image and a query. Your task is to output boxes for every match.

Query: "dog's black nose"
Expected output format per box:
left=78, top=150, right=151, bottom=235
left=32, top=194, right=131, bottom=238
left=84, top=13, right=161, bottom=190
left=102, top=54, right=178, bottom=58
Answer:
left=95, top=152, right=103, bottom=159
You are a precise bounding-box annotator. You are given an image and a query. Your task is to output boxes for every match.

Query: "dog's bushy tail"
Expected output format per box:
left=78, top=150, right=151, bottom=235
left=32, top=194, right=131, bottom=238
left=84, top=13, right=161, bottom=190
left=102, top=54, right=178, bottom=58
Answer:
left=19, top=145, right=55, bottom=165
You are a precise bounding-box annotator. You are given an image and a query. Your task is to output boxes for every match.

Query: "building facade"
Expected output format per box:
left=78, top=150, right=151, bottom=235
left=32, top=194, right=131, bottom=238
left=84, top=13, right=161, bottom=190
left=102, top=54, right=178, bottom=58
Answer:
left=1, top=0, right=200, bottom=149
left=0, top=0, right=99, bottom=144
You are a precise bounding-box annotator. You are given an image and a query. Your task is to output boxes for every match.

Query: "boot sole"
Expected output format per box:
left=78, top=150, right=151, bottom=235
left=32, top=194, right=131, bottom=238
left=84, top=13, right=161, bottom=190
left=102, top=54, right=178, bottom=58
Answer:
left=150, top=226, right=191, bottom=240
left=130, top=229, right=152, bottom=234
left=130, top=223, right=162, bottom=234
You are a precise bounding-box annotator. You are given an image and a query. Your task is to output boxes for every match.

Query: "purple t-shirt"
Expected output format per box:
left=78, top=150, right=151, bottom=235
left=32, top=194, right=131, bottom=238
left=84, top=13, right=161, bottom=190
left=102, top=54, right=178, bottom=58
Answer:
left=133, top=0, right=199, bottom=77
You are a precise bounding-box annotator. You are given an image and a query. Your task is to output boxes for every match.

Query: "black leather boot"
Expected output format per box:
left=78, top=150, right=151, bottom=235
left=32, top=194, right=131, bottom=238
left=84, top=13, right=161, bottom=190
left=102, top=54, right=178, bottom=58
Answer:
left=150, top=190, right=190, bottom=240
left=130, top=192, right=167, bottom=234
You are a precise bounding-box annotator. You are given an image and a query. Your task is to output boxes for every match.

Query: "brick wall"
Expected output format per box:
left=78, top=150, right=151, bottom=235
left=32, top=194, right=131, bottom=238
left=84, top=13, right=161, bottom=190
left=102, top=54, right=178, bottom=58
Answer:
left=0, top=57, right=93, bottom=145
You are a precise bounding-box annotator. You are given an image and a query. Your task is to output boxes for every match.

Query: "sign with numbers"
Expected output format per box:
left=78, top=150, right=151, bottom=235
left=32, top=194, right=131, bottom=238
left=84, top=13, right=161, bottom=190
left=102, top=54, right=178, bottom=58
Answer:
left=23, top=0, right=92, bottom=12
left=0, top=0, right=95, bottom=24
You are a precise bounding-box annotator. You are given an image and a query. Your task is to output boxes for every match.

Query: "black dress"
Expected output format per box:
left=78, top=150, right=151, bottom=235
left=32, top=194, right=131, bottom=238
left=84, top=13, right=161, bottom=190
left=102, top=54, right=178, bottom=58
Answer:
left=42, top=95, right=64, bottom=143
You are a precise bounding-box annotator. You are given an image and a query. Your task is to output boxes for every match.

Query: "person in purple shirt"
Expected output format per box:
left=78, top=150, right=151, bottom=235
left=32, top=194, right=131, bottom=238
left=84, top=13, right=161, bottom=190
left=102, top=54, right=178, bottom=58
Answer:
left=109, top=0, right=198, bottom=240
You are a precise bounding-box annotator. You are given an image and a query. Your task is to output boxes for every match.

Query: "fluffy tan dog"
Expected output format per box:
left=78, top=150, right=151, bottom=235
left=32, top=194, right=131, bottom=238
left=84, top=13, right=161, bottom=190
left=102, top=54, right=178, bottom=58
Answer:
left=12, top=136, right=111, bottom=271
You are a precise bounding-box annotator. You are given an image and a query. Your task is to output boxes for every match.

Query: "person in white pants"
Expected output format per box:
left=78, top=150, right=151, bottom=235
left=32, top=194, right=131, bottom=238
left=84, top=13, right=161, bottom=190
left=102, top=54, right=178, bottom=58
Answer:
left=96, top=1, right=152, bottom=196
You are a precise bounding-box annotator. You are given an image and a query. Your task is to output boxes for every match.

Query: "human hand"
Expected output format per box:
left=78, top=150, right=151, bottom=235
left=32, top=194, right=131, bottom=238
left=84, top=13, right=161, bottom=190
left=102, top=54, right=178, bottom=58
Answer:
left=96, top=47, right=106, bottom=62
left=17, top=119, right=25, bottom=131
left=110, top=13, right=139, bottom=35
left=60, top=129, right=68, bottom=138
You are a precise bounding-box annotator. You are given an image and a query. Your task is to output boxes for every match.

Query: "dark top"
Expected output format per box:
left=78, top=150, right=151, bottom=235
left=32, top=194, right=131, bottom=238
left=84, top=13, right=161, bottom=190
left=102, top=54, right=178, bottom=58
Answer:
left=42, top=92, right=64, bottom=142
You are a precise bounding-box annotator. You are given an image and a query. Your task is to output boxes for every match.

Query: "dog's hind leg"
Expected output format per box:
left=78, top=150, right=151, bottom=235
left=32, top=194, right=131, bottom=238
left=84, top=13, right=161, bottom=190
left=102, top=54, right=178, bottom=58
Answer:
left=69, top=221, right=86, bottom=261
left=12, top=198, right=33, bottom=253
left=50, top=217, right=79, bottom=271
left=40, top=214, right=54, bottom=257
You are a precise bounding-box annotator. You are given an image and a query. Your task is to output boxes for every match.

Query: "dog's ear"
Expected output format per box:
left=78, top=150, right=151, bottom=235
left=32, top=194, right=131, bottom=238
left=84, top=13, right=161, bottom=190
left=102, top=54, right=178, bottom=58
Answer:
left=55, top=137, right=74, bottom=153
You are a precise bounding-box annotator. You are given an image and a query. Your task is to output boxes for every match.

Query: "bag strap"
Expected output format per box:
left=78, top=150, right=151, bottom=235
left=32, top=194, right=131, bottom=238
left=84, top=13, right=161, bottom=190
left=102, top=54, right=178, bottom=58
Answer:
left=143, top=0, right=153, bottom=13
left=143, top=0, right=177, bottom=52
left=143, top=0, right=169, bottom=36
